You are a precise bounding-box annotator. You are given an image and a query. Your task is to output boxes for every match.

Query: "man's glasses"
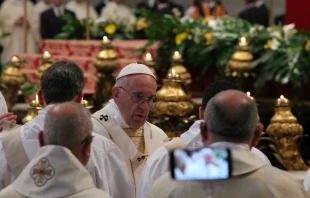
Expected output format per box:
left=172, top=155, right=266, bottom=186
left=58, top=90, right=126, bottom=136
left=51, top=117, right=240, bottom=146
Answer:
left=81, top=135, right=94, bottom=145
left=119, top=87, right=158, bottom=107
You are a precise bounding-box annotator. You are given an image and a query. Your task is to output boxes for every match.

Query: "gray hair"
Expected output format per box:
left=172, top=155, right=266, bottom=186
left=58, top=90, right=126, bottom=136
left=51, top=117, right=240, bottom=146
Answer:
left=43, top=102, right=93, bottom=151
left=205, top=90, right=258, bottom=142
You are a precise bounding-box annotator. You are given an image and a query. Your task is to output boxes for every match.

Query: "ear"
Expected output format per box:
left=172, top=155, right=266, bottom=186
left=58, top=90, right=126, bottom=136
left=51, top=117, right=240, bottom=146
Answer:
left=75, top=93, right=84, bottom=103
left=82, top=136, right=93, bottom=160
left=200, top=121, right=208, bottom=143
left=198, top=106, right=204, bottom=120
left=250, top=125, right=263, bottom=148
left=38, top=90, right=45, bottom=106
left=111, top=86, right=120, bottom=103
left=38, top=131, right=45, bottom=147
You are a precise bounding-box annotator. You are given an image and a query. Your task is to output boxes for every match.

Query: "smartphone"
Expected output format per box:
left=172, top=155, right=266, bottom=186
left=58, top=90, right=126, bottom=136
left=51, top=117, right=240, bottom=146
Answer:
left=170, top=147, right=231, bottom=180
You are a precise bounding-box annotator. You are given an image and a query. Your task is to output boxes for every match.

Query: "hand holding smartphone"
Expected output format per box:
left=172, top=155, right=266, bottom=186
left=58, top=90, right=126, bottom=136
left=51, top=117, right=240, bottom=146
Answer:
left=170, top=147, right=231, bottom=181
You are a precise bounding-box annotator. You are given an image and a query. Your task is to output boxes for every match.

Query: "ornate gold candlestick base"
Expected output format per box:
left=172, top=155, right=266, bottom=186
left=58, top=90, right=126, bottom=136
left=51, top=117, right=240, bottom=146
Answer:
left=22, top=95, right=43, bottom=124
left=266, top=96, right=308, bottom=170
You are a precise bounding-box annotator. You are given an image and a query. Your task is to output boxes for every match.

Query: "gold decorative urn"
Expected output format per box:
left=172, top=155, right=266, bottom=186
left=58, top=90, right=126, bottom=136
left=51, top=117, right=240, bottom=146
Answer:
left=266, top=95, right=308, bottom=170
left=22, top=95, right=43, bottom=124
left=1, top=56, right=25, bottom=110
left=36, top=51, right=53, bottom=80
left=167, top=51, right=191, bottom=84
left=142, top=53, right=158, bottom=80
left=226, top=37, right=254, bottom=78
left=81, top=98, right=93, bottom=110
left=93, top=36, right=120, bottom=108
left=153, top=70, right=194, bottom=117
left=151, top=70, right=195, bottom=137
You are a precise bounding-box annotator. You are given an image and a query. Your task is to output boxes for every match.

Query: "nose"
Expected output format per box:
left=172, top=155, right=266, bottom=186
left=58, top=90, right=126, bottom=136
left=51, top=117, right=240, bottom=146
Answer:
left=139, top=100, right=151, bottom=112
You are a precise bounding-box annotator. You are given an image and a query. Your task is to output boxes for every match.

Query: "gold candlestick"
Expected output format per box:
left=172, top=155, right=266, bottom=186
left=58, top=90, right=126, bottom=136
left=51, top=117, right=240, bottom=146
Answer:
left=93, top=36, right=120, bottom=108
left=22, top=94, right=43, bottom=124
left=266, top=95, right=308, bottom=170
left=142, top=53, right=157, bottom=80
left=36, top=51, right=53, bottom=80
left=167, top=51, right=192, bottom=84
left=1, top=56, right=25, bottom=110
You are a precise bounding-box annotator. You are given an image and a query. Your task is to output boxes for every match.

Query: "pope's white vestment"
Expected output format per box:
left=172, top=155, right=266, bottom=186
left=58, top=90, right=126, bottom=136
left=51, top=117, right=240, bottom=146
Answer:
left=137, top=120, right=271, bottom=198
left=0, top=145, right=111, bottom=198
left=0, top=91, right=7, bottom=114
left=32, top=1, right=50, bottom=45
left=0, top=0, right=36, bottom=62
left=150, top=142, right=310, bottom=198
left=91, top=100, right=168, bottom=187
left=0, top=105, right=135, bottom=198
left=65, top=0, right=98, bottom=20
left=304, top=169, right=310, bottom=193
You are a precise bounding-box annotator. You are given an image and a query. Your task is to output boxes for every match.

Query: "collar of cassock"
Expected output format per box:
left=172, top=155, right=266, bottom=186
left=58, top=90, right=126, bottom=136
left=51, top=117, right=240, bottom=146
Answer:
left=14, top=145, right=95, bottom=197
left=109, top=99, right=129, bottom=128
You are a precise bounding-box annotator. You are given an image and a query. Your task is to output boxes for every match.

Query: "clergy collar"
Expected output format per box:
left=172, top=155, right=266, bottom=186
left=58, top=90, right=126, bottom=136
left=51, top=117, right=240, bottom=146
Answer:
left=209, top=141, right=250, bottom=151
left=109, top=99, right=129, bottom=128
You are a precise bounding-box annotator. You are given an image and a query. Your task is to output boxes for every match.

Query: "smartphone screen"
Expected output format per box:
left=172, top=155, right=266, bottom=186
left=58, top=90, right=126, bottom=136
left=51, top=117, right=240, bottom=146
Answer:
left=170, top=147, right=231, bottom=180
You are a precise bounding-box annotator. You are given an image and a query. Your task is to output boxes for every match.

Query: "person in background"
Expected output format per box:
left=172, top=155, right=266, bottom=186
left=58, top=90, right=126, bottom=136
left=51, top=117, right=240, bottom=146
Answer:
left=0, top=102, right=111, bottom=198
left=40, top=0, right=76, bottom=39
left=32, top=0, right=51, bottom=48
left=0, top=0, right=36, bottom=62
left=185, top=0, right=210, bottom=19
left=238, top=0, right=269, bottom=26
left=65, top=0, right=98, bottom=20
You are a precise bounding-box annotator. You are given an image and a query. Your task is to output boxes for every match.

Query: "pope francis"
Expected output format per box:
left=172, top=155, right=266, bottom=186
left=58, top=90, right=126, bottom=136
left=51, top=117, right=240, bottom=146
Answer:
left=92, top=63, right=168, bottom=189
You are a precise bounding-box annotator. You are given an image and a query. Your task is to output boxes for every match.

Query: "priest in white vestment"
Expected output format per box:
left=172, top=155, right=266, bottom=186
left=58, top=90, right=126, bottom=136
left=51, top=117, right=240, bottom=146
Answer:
left=0, top=61, right=134, bottom=198
left=0, top=91, right=8, bottom=114
left=92, top=63, right=168, bottom=189
left=32, top=0, right=51, bottom=47
left=0, top=0, right=36, bottom=62
left=151, top=90, right=309, bottom=198
left=65, top=0, right=98, bottom=20
left=100, top=0, right=136, bottom=24
left=137, top=81, right=271, bottom=198
left=0, top=102, right=111, bottom=198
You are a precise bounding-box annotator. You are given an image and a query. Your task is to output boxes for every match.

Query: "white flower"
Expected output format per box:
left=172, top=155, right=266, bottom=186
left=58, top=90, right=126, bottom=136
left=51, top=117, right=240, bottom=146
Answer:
left=208, top=19, right=217, bottom=29
left=180, top=16, right=193, bottom=23
left=172, top=8, right=181, bottom=19
left=270, top=38, right=280, bottom=50
left=283, top=24, right=295, bottom=34
left=95, top=17, right=107, bottom=24
left=270, top=31, right=282, bottom=40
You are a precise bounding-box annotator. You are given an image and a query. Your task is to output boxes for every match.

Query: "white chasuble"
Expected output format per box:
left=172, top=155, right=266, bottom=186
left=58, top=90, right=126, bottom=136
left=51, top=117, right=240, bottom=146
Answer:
left=91, top=102, right=168, bottom=188
left=0, top=145, right=111, bottom=198
left=65, top=0, right=98, bottom=20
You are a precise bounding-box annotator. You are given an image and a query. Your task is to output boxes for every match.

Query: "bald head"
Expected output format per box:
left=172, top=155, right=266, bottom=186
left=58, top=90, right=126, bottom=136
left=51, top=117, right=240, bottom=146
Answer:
left=204, top=90, right=258, bottom=143
left=43, top=102, right=92, bottom=154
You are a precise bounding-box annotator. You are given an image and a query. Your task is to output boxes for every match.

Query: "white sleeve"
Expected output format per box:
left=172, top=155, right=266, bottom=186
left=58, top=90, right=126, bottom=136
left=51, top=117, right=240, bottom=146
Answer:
left=304, top=169, right=310, bottom=193
left=137, top=146, right=170, bottom=198
left=0, top=91, right=8, bottom=114
left=104, top=138, right=135, bottom=198
left=0, top=135, right=14, bottom=190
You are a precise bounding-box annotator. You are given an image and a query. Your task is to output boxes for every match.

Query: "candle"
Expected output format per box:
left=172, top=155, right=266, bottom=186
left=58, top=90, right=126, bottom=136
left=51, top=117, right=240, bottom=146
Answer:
left=35, top=94, right=39, bottom=102
left=173, top=51, right=181, bottom=59
left=144, top=53, right=153, bottom=62
left=42, top=51, right=51, bottom=59
left=103, top=36, right=110, bottom=43
left=172, top=69, right=176, bottom=75
left=246, top=91, right=255, bottom=101
left=239, top=37, right=247, bottom=47
left=276, top=95, right=290, bottom=106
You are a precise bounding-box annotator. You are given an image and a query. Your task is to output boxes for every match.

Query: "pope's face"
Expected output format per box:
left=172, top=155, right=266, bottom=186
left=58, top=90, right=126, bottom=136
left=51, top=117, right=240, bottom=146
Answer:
left=113, top=74, right=157, bottom=129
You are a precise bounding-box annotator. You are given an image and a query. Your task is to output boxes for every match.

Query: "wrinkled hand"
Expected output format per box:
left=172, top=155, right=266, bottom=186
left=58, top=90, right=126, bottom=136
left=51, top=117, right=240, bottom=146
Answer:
left=0, top=112, right=17, bottom=132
